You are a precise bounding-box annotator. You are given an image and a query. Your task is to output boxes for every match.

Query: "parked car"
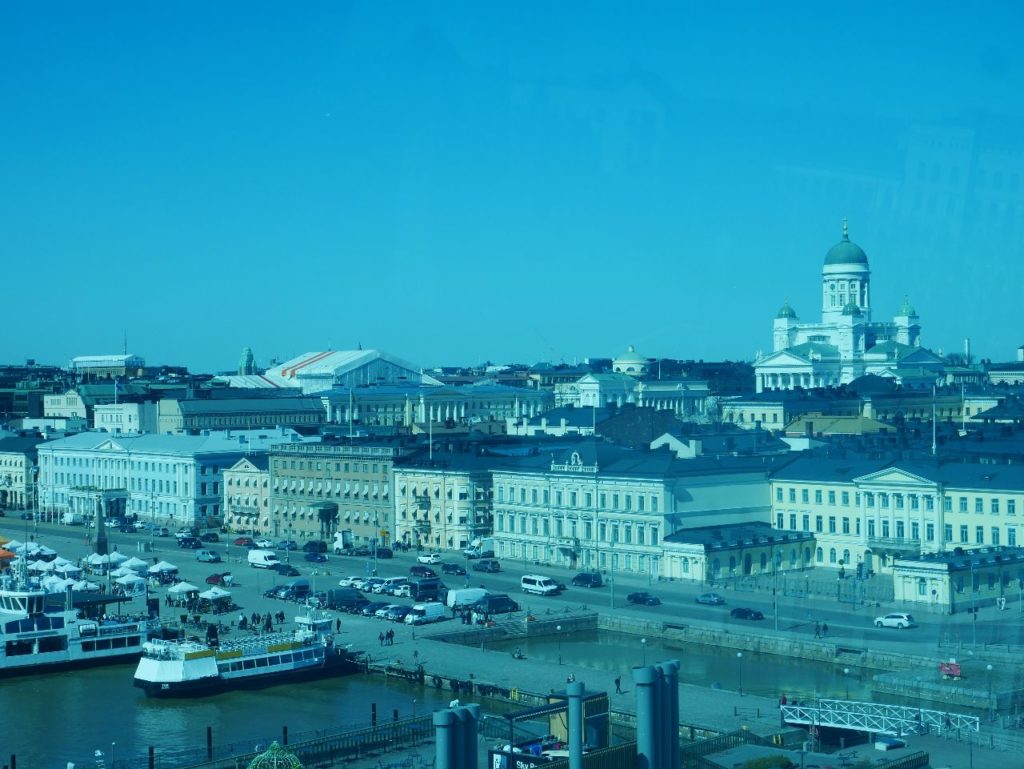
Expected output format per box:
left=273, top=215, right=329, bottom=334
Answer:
left=346, top=598, right=371, bottom=614
left=118, top=523, right=135, bottom=533
left=374, top=547, right=394, bottom=559
left=233, top=536, right=255, bottom=547
left=338, top=576, right=362, bottom=588
left=278, top=540, right=298, bottom=550
left=409, top=565, right=437, bottom=578
left=302, top=540, right=328, bottom=553
left=254, top=538, right=275, bottom=549
left=417, top=553, right=442, bottom=565
left=384, top=605, right=412, bottom=623
left=571, top=571, right=603, bottom=588
left=345, top=546, right=371, bottom=557
left=206, top=572, right=233, bottom=586
left=199, top=532, right=220, bottom=543
left=360, top=601, right=389, bottom=617
left=177, top=536, right=202, bottom=549
left=132, top=521, right=147, bottom=531
left=874, top=612, right=916, bottom=629
left=374, top=603, right=401, bottom=619
left=696, top=593, right=726, bottom=606
left=730, top=607, right=765, bottom=620
left=471, top=559, right=500, bottom=573
left=196, top=549, right=222, bottom=563
left=442, top=563, right=467, bottom=576
left=156, top=527, right=171, bottom=537
left=272, top=563, right=301, bottom=577
left=304, top=552, right=328, bottom=563
left=627, top=591, right=661, bottom=606
left=361, top=578, right=386, bottom=593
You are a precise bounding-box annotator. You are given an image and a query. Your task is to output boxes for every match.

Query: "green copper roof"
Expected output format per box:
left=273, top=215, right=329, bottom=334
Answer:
left=898, top=296, right=917, bottom=316
left=842, top=302, right=863, bottom=316
left=776, top=300, right=798, bottom=319
left=824, top=220, right=868, bottom=266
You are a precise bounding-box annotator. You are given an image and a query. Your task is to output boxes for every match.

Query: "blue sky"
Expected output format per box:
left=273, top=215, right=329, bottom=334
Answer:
left=3, top=3, right=1022, bottom=372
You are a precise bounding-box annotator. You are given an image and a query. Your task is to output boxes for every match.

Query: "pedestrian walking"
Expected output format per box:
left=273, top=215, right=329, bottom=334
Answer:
left=335, top=617, right=341, bottom=633
left=822, top=623, right=829, bottom=637
left=614, top=676, right=622, bottom=694
left=814, top=621, right=821, bottom=639
left=386, top=629, right=394, bottom=646
left=378, top=632, right=385, bottom=647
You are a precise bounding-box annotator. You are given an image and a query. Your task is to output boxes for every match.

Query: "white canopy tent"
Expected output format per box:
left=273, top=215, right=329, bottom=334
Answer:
left=148, top=561, right=178, bottom=574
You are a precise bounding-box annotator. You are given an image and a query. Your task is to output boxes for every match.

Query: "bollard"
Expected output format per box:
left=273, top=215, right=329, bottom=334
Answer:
left=372, top=703, right=377, bottom=726
left=149, top=746, right=155, bottom=769
left=394, top=708, right=400, bottom=722
left=282, top=725, right=288, bottom=746
left=207, top=726, right=213, bottom=760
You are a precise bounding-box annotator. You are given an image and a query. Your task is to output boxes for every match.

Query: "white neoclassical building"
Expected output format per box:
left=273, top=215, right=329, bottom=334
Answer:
left=754, top=222, right=943, bottom=392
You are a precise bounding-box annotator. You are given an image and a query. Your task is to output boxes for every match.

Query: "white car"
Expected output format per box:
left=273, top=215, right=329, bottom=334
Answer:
left=254, top=538, right=275, bottom=549
left=375, top=604, right=401, bottom=619
left=337, top=576, right=362, bottom=588
left=874, top=612, right=916, bottom=629
left=417, top=553, right=442, bottom=565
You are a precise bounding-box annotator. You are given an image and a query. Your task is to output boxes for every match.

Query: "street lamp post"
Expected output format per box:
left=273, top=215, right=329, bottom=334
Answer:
left=641, top=637, right=647, bottom=667
left=843, top=667, right=850, bottom=700
left=737, top=651, right=744, bottom=696
left=557, top=625, right=562, bottom=665
left=987, top=664, right=994, bottom=721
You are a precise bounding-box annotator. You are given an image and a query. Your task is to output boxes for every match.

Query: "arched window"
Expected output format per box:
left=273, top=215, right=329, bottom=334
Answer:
left=829, top=548, right=837, bottom=564
left=815, top=547, right=824, bottom=564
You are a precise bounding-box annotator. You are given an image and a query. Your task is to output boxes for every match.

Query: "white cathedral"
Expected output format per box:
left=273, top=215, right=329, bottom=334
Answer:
left=754, top=222, right=945, bottom=393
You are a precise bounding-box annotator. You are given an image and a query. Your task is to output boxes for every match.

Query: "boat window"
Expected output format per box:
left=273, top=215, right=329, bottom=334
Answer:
left=112, top=637, right=128, bottom=648
left=82, top=641, right=96, bottom=652
left=127, top=637, right=141, bottom=647
left=268, top=656, right=281, bottom=665
left=243, top=659, right=256, bottom=669
left=256, top=657, right=268, bottom=667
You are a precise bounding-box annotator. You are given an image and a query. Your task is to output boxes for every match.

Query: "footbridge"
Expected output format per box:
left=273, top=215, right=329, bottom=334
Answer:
left=782, top=699, right=979, bottom=737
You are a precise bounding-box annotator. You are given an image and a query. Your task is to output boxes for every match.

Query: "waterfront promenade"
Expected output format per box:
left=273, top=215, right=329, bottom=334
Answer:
left=5, top=520, right=1022, bottom=768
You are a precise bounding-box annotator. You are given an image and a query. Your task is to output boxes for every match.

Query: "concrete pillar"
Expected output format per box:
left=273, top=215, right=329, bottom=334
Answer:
left=659, top=660, right=681, bottom=769
left=567, top=680, right=585, bottom=769
left=434, top=710, right=456, bottom=769
left=633, top=666, right=657, bottom=769
left=462, top=703, right=480, bottom=769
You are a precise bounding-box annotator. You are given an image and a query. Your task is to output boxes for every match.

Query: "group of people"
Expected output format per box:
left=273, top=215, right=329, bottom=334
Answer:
left=237, top=610, right=286, bottom=631
left=813, top=621, right=830, bottom=638
left=378, top=629, right=396, bottom=646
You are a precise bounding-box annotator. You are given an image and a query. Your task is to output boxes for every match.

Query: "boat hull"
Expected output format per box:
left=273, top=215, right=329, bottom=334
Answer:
left=1, top=650, right=144, bottom=679
left=134, top=650, right=357, bottom=698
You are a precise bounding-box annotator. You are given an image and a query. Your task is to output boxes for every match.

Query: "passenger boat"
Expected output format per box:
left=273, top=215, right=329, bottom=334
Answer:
left=0, top=566, right=156, bottom=676
left=133, top=609, right=357, bottom=697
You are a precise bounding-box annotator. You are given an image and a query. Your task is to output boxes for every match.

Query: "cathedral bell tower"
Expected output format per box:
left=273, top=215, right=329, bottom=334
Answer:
left=821, top=219, right=871, bottom=325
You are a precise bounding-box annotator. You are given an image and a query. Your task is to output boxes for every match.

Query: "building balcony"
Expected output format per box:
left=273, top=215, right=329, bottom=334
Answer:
left=554, top=536, right=580, bottom=552
left=867, top=536, right=922, bottom=553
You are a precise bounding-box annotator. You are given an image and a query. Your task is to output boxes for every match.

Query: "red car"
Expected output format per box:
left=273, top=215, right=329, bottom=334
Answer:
left=232, top=536, right=255, bottom=548
left=206, top=572, right=234, bottom=586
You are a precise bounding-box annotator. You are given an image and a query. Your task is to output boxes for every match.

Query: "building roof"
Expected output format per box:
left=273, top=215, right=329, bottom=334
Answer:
left=823, top=225, right=868, bottom=266
left=0, top=434, right=46, bottom=456
left=772, top=454, right=1024, bottom=492
left=776, top=300, right=798, bottom=320
left=176, top=397, right=324, bottom=415
left=664, top=522, right=814, bottom=548
left=37, top=427, right=315, bottom=457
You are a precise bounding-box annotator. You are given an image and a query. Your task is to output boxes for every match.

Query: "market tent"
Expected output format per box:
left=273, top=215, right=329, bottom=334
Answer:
left=0, top=548, right=17, bottom=562
left=28, top=560, right=55, bottom=572
left=115, top=574, right=147, bottom=596
left=168, top=581, right=200, bottom=595
left=42, top=575, right=72, bottom=592
left=54, top=562, right=82, bottom=576
left=198, top=586, right=231, bottom=600
left=148, top=561, right=178, bottom=574
left=35, top=545, right=57, bottom=558
left=52, top=556, right=75, bottom=568
left=110, top=566, right=137, bottom=578
left=70, top=579, right=101, bottom=591
left=108, top=551, right=129, bottom=565
left=120, top=556, right=149, bottom=571
left=87, top=553, right=113, bottom=566
left=3, top=539, right=22, bottom=550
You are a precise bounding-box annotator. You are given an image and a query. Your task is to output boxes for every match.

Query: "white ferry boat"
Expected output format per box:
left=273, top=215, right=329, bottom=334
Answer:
left=0, top=569, right=155, bottom=676
left=133, top=610, right=356, bottom=697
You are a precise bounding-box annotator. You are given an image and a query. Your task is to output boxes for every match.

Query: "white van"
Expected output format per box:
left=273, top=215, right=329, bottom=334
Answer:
left=404, top=602, right=446, bottom=625
left=445, top=587, right=488, bottom=609
left=247, top=549, right=280, bottom=569
left=521, top=575, right=562, bottom=596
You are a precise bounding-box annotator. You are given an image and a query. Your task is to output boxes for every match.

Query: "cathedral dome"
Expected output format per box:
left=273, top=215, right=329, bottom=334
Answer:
left=898, top=296, right=917, bottom=317
left=824, top=221, right=868, bottom=266
left=776, top=301, right=798, bottom=319
left=842, top=302, right=863, bottom=316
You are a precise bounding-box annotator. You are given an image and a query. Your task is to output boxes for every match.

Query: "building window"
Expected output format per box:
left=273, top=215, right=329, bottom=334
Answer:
left=975, top=498, right=983, bottom=514
left=829, top=548, right=837, bottom=564
left=841, top=491, right=849, bottom=506
left=1009, top=500, right=1017, bottom=516
left=637, top=496, right=644, bottom=512
left=881, top=520, right=890, bottom=538
left=815, top=515, right=823, bottom=533
left=909, top=495, right=918, bottom=510
left=776, top=488, right=783, bottom=502
left=925, top=496, right=934, bottom=512
left=1009, top=528, right=1017, bottom=547
left=789, top=489, right=796, bottom=503
left=651, top=497, right=658, bottom=513
left=828, top=490, right=836, bottom=505
left=894, top=494, right=903, bottom=510
left=880, top=493, right=889, bottom=509
left=777, top=513, right=784, bottom=528
left=959, top=497, right=968, bottom=513
left=570, top=491, right=577, bottom=507
left=992, top=527, right=1000, bottom=546
left=896, top=521, right=905, bottom=539
left=867, top=520, right=875, bottom=538
left=944, top=524, right=953, bottom=542
left=802, top=514, right=810, bottom=531
left=828, top=516, right=836, bottom=533
left=911, top=522, right=919, bottom=540
left=813, top=490, right=821, bottom=504
left=612, top=494, right=619, bottom=510
left=926, top=523, right=935, bottom=541
left=842, top=517, right=850, bottom=534
left=802, top=489, right=810, bottom=504
left=992, top=499, right=1000, bottom=515
left=866, top=493, right=875, bottom=507
left=789, top=513, right=797, bottom=529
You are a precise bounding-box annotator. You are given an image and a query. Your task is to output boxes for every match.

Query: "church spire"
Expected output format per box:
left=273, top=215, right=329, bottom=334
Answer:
left=841, top=217, right=849, bottom=241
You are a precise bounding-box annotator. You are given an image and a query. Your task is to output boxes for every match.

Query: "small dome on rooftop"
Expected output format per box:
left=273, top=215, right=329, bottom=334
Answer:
left=776, top=300, right=798, bottom=320
left=842, top=302, right=863, bottom=316
left=898, top=296, right=917, bottom=317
